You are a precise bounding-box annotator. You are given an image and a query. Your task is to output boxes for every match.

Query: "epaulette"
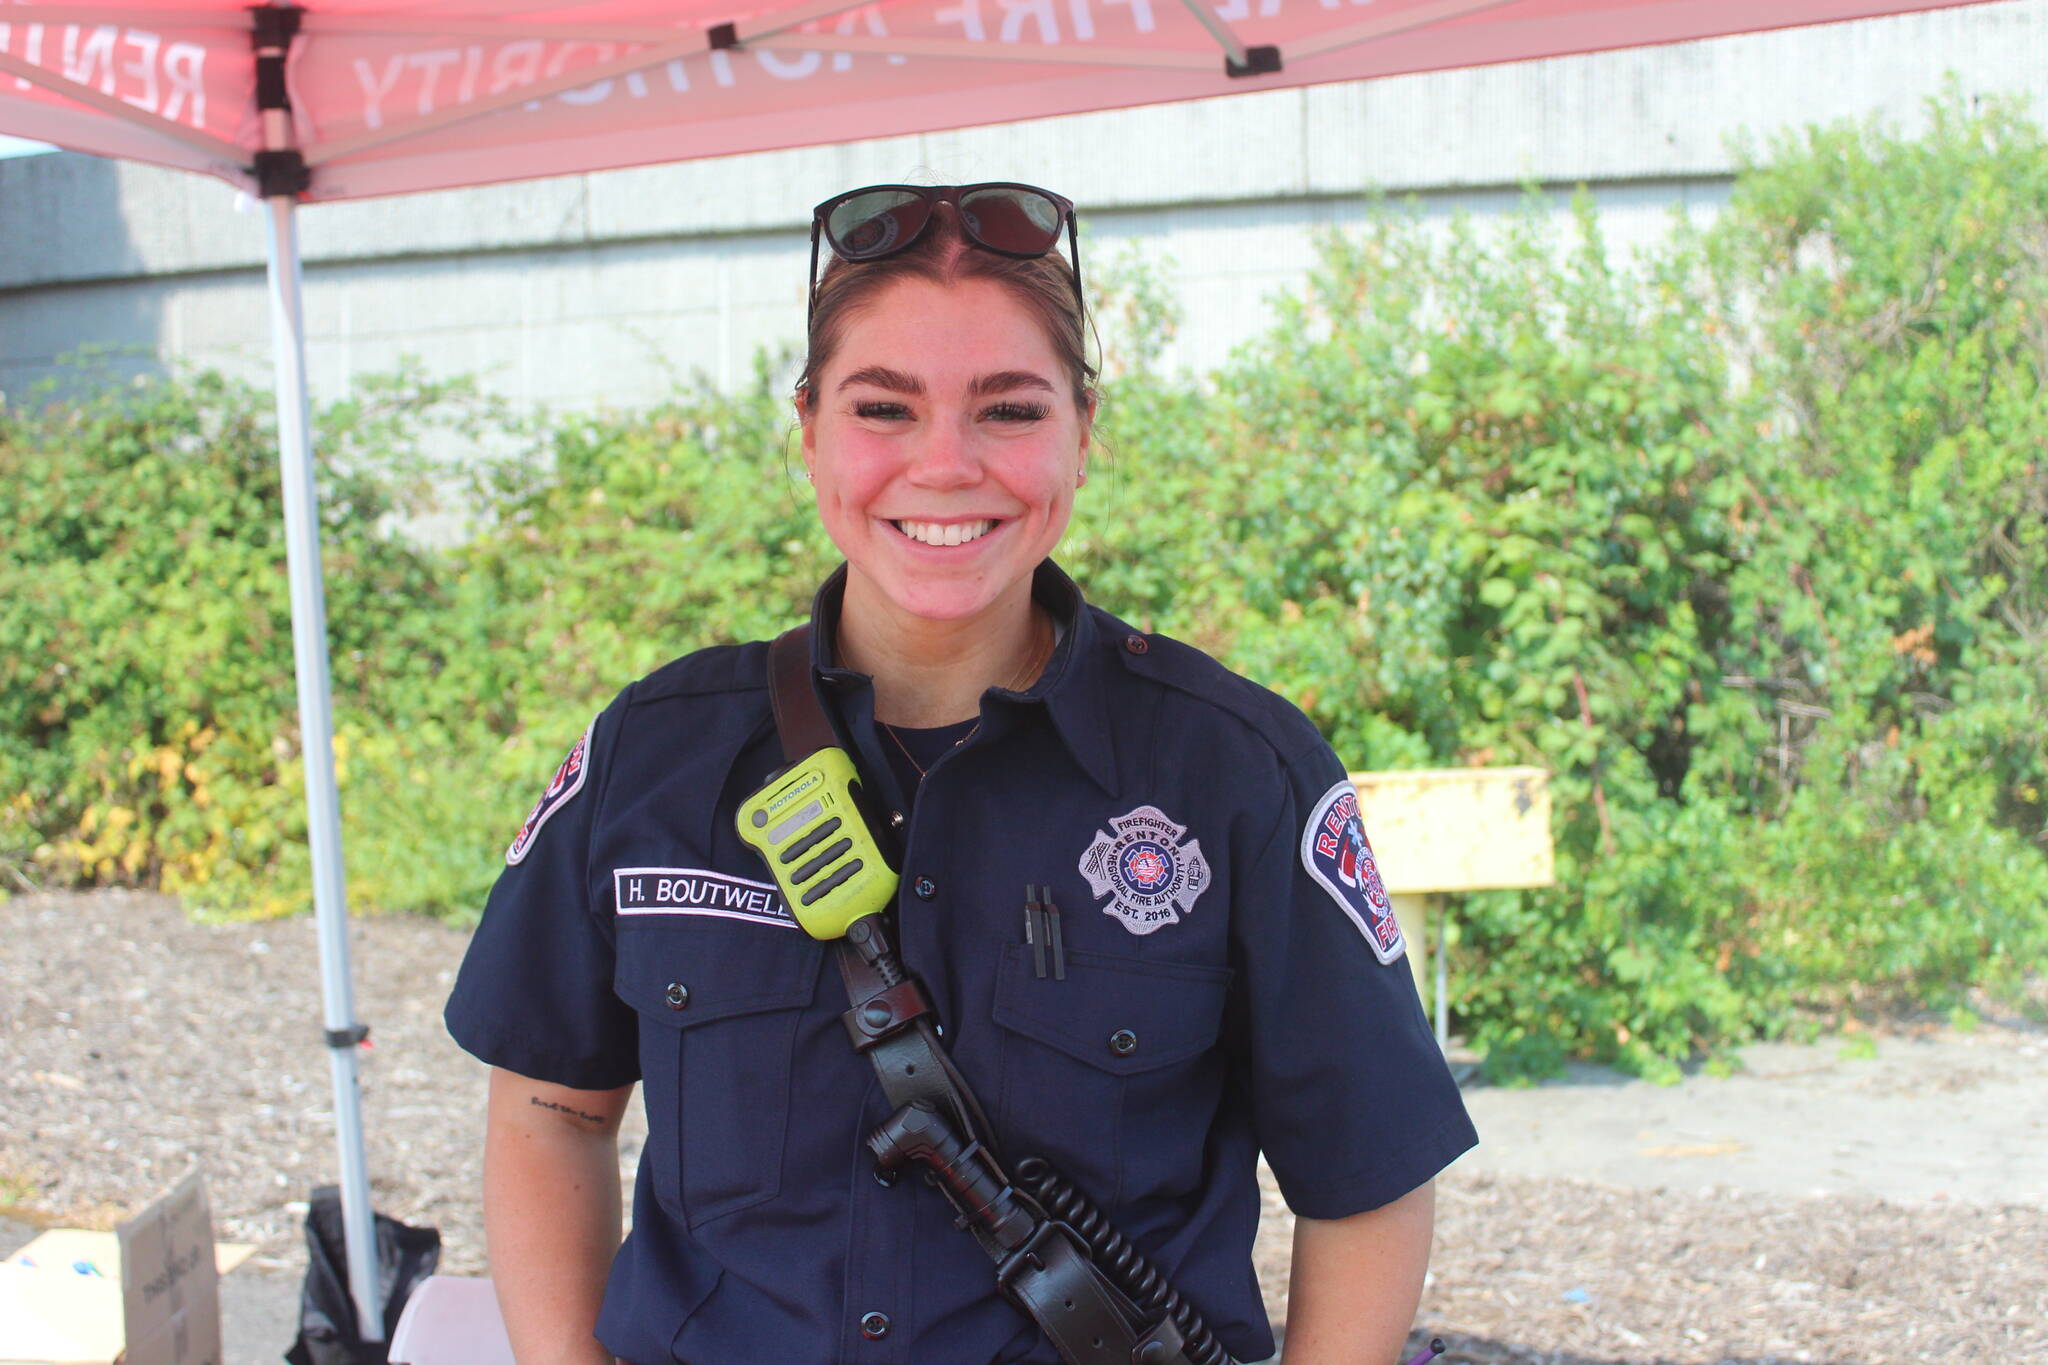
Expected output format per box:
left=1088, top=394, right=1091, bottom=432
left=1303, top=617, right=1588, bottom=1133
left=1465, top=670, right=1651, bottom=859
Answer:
left=1095, top=607, right=1325, bottom=761
left=629, top=639, right=773, bottom=706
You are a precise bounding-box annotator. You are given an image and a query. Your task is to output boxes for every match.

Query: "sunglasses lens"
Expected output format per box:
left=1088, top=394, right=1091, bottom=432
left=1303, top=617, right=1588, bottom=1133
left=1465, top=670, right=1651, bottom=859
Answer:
left=957, top=187, right=1064, bottom=254
left=828, top=189, right=929, bottom=259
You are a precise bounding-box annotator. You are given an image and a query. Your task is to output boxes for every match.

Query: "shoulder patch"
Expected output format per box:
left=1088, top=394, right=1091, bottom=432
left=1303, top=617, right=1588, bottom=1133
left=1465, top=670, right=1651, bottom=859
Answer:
left=1300, top=779, right=1404, bottom=964
left=506, top=721, right=594, bottom=866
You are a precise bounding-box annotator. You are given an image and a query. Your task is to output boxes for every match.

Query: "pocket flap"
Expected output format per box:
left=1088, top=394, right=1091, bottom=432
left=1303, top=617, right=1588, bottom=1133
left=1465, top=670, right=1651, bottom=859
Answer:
left=992, top=945, right=1231, bottom=1075
left=614, top=919, right=824, bottom=1028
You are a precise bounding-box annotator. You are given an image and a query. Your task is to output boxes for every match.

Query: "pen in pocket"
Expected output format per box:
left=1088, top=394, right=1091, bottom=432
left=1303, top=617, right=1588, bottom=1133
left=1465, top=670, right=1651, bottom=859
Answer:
left=1042, top=885, right=1065, bottom=981
left=1025, top=883, right=1047, bottom=978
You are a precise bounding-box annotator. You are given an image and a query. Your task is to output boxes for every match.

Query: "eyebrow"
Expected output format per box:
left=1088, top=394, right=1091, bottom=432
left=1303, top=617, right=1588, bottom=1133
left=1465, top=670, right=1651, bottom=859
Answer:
left=838, top=366, right=924, bottom=395
left=969, top=370, right=1056, bottom=398
left=835, top=367, right=1056, bottom=398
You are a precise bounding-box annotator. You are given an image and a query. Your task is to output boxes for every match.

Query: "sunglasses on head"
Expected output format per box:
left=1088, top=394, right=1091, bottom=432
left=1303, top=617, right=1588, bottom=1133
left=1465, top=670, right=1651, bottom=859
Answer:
left=808, top=182, right=1083, bottom=324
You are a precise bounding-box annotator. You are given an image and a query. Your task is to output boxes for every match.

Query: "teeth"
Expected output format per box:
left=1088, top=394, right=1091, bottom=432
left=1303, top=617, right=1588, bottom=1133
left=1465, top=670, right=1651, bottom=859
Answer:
left=896, top=519, right=994, bottom=546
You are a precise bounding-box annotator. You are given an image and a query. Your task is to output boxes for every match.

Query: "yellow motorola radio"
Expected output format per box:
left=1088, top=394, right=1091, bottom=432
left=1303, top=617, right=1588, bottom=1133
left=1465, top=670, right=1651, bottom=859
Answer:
left=736, top=747, right=899, bottom=940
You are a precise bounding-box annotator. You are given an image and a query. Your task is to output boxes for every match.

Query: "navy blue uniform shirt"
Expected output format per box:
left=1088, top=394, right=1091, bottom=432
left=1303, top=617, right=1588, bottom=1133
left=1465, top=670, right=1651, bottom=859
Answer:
left=447, top=561, right=1477, bottom=1365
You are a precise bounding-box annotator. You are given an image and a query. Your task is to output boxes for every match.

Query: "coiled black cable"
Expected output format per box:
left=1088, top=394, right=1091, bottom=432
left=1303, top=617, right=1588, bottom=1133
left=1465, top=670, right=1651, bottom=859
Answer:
left=1013, top=1156, right=1232, bottom=1365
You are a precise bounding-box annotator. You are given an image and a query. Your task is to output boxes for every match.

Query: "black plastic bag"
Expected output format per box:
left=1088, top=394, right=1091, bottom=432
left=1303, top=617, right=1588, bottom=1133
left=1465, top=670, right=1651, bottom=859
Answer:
left=285, top=1185, right=441, bottom=1365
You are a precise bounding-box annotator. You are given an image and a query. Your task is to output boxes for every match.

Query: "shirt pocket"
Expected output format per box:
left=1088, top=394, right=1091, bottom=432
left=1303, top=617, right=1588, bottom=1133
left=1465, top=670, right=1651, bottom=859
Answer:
left=990, top=945, right=1233, bottom=1207
left=615, top=920, right=826, bottom=1228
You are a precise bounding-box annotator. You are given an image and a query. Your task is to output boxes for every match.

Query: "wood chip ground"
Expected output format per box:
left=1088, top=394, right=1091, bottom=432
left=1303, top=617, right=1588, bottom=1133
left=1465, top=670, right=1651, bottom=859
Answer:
left=3, top=891, right=2041, bottom=1362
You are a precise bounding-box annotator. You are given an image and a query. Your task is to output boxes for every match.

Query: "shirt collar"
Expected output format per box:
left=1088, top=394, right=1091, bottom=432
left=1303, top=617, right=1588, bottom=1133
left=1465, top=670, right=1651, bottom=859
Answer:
left=804, top=560, right=1118, bottom=797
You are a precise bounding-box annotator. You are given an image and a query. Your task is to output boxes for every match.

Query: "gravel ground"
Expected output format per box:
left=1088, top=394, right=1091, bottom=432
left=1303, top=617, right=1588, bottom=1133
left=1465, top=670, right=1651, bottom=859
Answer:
left=3, top=889, right=2044, bottom=1363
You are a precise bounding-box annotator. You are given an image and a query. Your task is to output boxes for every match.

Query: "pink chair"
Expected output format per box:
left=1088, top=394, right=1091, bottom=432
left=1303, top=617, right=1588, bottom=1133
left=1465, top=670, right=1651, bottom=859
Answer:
left=388, top=1276, right=515, bottom=1365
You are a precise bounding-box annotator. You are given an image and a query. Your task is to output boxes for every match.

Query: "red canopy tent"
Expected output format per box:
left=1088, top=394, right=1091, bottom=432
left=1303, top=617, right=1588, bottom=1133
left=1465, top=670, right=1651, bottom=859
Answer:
left=0, top=0, right=2006, bottom=1340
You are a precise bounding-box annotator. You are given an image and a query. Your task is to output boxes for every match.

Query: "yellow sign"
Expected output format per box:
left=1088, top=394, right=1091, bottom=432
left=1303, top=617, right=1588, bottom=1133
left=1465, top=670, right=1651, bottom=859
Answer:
left=1351, top=766, right=1553, bottom=895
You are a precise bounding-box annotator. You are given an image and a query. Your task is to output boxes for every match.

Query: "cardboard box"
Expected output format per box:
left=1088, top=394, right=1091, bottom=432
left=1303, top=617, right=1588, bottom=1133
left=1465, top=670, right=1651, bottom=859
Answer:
left=0, top=1171, right=252, bottom=1365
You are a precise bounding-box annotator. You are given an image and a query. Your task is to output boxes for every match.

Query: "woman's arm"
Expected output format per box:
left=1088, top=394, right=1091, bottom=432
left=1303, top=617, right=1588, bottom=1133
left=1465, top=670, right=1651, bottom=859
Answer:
left=484, top=1066, right=636, bottom=1365
left=1280, top=1179, right=1436, bottom=1365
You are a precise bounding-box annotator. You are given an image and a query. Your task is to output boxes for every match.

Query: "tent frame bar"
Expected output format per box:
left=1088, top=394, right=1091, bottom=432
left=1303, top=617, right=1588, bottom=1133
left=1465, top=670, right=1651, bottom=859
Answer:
left=757, top=32, right=1218, bottom=67
left=0, top=47, right=241, bottom=163
left=726, top=0, right=880, bottom=45
left=1291, top=0, right=1523, bottom=63
left=1172, top=0, right=1251, bottom=67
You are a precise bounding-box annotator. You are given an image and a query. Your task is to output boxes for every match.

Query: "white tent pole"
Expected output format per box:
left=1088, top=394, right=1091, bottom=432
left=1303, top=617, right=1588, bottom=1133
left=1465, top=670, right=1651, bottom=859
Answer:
left=251, top=2, right=385, bottom=1341
left=260, top=139, right=387, bottom=1346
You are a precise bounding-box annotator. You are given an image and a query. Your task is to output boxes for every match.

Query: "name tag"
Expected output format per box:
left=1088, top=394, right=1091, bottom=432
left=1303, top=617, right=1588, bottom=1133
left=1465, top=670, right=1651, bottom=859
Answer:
left=613, top=867, right=797, bottom=929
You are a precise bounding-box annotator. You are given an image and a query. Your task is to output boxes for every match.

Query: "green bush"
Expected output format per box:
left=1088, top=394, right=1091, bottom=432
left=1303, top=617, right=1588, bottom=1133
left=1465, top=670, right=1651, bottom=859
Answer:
left=0, top=367, right=465, bottom=913
left=4, top=93, right=2043, bottom=1077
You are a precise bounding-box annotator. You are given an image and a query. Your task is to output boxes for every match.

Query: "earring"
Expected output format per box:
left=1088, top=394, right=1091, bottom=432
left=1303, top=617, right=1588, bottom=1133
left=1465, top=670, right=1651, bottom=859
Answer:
left=805, top=468, right=816, bottom=484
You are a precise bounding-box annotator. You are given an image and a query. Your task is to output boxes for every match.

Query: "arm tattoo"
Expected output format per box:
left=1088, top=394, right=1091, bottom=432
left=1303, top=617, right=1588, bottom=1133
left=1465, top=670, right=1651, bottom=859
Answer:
left=528, top=1095, right=606, bottom=1124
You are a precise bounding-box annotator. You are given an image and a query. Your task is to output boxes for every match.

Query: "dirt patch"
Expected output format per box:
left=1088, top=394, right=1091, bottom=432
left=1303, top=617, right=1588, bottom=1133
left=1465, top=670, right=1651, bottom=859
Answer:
left=1407, top=1178, right=2047, bottom=1363
left=0, top=889, right=499, bottom=1268
left=1455, top=1027, right=2048, bottom=1212
left=4, top=890, right=2044, bottom=1362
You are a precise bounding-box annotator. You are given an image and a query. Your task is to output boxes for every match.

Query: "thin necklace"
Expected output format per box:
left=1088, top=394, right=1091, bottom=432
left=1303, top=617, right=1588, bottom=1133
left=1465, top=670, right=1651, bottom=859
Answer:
left=880, top=611, right=1054, bottom=779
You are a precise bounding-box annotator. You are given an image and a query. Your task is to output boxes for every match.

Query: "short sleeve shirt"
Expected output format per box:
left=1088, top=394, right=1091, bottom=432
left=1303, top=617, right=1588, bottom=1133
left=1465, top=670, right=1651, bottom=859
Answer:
left=446, top=560, right=1477, bottom=1365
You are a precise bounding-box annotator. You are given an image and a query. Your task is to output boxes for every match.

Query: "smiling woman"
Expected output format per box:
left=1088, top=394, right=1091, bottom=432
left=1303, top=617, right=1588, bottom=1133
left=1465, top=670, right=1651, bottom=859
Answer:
left=800, top=274, right=1090, bottom=717
left=444, top=182, right=1476, bottom=1365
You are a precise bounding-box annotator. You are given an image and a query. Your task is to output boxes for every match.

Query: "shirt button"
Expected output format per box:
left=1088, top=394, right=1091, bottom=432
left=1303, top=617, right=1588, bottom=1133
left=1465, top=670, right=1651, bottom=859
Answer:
left=859, top=1310, right=891, bottom=1340
left=913, top=876, right=937, bottom=900
left=1108, top=1028, right=1138, bottom=1057
left=1123, top=633, right=1149, bottom=654
left=664, top=982, right=689, bottom=1010
left=889, top=810, right=905, bottom=830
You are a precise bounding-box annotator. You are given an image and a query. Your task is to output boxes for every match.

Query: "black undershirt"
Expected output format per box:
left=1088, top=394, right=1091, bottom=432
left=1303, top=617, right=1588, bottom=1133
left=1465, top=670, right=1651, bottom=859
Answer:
left=873, top=715, right=979, bottom=813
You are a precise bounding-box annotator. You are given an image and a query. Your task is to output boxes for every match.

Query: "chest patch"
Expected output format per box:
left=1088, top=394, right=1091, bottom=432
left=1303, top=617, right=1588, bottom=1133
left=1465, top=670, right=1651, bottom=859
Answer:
left=614, top=867, right=797, bottom=929
left=1079, top=805, right=1211, bottom=936
left=505, top=721, right=592, bottom=866
left=1301, top=780, right=1404, bottom=964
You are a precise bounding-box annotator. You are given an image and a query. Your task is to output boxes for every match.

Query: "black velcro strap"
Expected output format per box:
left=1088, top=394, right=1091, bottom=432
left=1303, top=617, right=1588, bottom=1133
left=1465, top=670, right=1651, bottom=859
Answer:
left=323, top=1023, right=369, bottom=1049
left=841, top=979, right=931, bottom=1050
left=252, top=149, right=311, bottom=198
left=1225, top=43, right=1280, bottom=77
left=250, top=5, right=304, bottom=51
left=836, top=948, right=970, bottom=1120
left=255, top=52, right=290, bottom=110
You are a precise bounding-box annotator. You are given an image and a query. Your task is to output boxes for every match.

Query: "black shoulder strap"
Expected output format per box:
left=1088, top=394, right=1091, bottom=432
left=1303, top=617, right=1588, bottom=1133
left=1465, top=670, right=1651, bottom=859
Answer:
left=769, top=626, right=837, bottom=759
left=769, top=628, right=993, bottom=1134
left=761, top=625, right=1213, bottom=1365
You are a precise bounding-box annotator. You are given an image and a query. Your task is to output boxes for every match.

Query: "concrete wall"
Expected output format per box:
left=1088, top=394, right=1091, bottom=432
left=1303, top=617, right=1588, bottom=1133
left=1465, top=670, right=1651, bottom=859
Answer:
left=3, top=0, right=2047, bottom=407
